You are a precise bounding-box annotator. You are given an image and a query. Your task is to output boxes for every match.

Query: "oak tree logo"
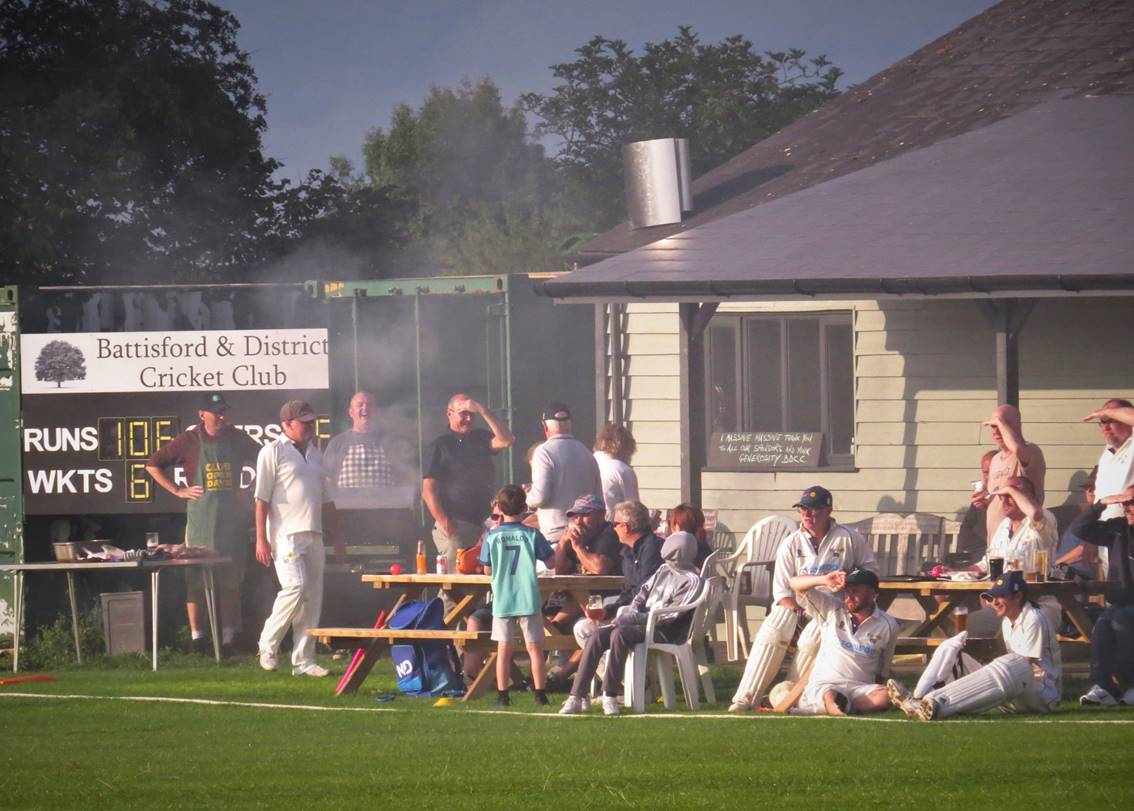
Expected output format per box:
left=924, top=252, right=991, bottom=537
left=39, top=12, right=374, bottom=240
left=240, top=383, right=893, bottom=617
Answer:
left=34, top=340, right=87, bottom=388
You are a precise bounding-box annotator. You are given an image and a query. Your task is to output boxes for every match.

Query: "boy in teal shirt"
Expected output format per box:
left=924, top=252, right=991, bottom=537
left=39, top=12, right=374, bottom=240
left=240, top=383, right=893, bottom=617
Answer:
left=480, top=484, right=554, bottom=705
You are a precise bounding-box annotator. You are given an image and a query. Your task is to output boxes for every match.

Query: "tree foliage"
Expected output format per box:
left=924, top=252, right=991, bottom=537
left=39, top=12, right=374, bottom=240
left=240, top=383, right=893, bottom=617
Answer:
left=521, top=27, right=843, bottom=227
left=34, top=339, right=86, bottom=386
left=0, top=0, right=281, bottom=283
left=356, top=79, right=571, bottom=275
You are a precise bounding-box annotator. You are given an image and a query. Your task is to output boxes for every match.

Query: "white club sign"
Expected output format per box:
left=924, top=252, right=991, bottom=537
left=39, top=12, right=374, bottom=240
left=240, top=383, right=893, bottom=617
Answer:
left=21, top=329, right=329, bottom=393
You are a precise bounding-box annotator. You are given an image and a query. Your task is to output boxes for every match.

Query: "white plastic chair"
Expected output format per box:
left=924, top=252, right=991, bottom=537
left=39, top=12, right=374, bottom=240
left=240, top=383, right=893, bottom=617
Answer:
left=718, top=515, right=797, bottom=662
left=624, top=576, right=725, bottom=712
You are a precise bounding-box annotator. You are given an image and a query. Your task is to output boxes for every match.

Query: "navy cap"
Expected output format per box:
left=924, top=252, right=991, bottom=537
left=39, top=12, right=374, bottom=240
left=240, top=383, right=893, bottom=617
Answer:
left=793, top=485, right=833, bottom=509
left=542, top=401, right=571, bottom=421
left=982, top=570, right=1026, bottom=600
left=566, top=494, right=604, bottom=516
left=845, top=569, right=879, bottom=590
left=199, top=392, right=228, bottom=413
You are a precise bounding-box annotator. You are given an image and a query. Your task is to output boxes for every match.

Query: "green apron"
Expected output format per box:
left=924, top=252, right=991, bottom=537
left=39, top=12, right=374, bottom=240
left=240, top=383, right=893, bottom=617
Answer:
left=186, top=431, right=251, bottom=563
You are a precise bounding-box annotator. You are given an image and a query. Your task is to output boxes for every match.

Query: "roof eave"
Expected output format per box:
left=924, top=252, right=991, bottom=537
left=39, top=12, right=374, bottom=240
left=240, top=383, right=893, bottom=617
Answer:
left=534, top=274, right=1134, bottom=304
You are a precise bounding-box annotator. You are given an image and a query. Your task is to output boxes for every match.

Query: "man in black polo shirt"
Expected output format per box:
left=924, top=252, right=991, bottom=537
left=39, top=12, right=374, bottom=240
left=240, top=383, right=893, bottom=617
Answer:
left=422, top=393, right=515, bottom=577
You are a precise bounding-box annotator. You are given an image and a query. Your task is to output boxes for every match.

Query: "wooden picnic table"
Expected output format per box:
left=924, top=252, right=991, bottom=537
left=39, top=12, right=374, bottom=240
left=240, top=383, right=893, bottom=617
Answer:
left=875, top=577, right=1107, bottom=655
left=311, top=573, right=625, bottom=700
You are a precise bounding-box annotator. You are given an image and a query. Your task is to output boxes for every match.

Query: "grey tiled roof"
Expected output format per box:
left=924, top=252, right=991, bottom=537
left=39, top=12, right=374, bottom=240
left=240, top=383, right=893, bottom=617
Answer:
left=577, top=0, right=1134, bottom=263
left=542, top=96, right=1134, bottom=300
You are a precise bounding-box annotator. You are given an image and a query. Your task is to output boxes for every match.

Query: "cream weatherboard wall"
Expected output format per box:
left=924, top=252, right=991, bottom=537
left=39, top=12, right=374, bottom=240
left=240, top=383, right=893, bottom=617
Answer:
left=611, top=297, right=1134, bottom=543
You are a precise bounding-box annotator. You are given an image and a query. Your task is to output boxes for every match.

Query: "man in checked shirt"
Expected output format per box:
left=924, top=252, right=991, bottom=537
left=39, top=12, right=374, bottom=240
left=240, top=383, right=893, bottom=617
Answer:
left=323, top=391, right=397, bottom=494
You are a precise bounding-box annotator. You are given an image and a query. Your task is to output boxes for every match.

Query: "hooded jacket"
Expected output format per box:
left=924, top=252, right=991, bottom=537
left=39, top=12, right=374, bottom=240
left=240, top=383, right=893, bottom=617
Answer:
left=617, top=531, right=704, bottom=635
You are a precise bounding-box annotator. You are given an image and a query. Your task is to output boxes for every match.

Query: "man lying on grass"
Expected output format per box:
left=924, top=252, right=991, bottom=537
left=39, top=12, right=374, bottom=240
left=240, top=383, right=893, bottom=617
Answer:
left=887, top=570, right=1062, bottom=721
left=779, top=568, right=898, bottom=715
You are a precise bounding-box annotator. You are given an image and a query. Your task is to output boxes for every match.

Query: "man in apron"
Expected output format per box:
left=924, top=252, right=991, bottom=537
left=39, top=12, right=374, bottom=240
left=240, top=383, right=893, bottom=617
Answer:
left=146, top=392, right=261, bottom=655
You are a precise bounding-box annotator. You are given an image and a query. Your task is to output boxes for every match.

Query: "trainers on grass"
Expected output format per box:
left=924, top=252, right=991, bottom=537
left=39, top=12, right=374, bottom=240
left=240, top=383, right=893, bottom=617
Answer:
left=559, top=695, right=586, bottom=715
left=1080, top=684, right=1118, bottom=706
left=600, top=696, right=621, bottom=716
left=258, top=649, right=278, bottom=672
left=727, top=701, right=749, bottom=714
left=292, top=663, right=329, bottom=677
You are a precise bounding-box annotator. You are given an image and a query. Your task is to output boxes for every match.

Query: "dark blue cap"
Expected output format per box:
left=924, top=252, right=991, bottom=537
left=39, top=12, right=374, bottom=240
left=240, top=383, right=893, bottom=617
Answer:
left=982, top=570, right=1026, bottom=599
left=793, top=485, right=833, bottom=509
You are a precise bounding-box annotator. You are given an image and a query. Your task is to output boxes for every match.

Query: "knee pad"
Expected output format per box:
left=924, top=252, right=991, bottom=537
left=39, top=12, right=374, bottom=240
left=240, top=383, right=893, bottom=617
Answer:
left=756, top=605, right=801, bottom=647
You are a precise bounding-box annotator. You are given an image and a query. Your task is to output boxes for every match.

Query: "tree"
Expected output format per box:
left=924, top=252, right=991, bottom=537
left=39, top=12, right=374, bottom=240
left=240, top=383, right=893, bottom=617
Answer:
left=0, top=0, right=281, bottom=284
left=521, top=27, right=844, bottom=227
left=257, top=168, right=419, bottom=280
left=356, top=78, right=572, bottom=276
left=34, top=340, right=86, bottom=387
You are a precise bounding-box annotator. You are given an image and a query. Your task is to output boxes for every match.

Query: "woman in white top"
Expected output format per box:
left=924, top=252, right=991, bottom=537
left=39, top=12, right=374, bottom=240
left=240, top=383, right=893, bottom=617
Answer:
left=593, top=423, right=639, bottom=521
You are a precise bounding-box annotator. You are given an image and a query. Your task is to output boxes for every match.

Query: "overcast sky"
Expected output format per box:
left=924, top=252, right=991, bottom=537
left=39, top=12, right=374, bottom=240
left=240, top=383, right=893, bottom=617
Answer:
left=218, top=0, right=1000, bottom=181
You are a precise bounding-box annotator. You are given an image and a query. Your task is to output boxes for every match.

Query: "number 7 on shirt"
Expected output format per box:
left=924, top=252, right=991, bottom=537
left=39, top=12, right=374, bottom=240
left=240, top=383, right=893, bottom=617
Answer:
left=503, top=542, right=521, bottom=575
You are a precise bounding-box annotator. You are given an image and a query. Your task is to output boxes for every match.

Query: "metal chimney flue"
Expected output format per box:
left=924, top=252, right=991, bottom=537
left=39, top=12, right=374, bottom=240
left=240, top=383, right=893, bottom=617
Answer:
left=622, top=138, right=692, bottom=229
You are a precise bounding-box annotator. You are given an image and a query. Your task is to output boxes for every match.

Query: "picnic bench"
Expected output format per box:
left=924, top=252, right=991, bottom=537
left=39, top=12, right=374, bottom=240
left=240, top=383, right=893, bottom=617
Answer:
left=310, top=573, right=624, bottom=700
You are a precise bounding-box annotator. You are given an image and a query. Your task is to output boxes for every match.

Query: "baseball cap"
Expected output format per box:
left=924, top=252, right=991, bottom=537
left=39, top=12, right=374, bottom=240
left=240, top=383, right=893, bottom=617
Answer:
left=844, top=569, right=879, bottom=590
left=566, top=494, right=604, bottom=516
left=198, top=392, right=228, bottom=413
left=793, top=485, right=833, bottom=509
left=982, top=570, right=1026, bottom=600
left=279, top=400, right=317, bottom=423
left=542, top=401, right=571, bottom=421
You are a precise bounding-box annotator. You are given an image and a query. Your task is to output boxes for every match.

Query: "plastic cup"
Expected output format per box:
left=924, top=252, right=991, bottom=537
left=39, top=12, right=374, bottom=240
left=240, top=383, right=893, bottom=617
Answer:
left=145, top=532, right=160, bottom=549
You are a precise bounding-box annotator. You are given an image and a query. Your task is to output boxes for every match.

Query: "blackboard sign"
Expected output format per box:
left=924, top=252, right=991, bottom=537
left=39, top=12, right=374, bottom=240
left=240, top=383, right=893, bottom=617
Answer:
left=707, top=432, right=822, bottom=469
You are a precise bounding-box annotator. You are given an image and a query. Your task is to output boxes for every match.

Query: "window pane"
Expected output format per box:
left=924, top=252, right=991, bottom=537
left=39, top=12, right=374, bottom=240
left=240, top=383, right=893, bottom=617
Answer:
left=745, top=320, right=783, bottom=431
left=786, top=319, right=821, bottom=431
left=826, top=323, right=854, bottom=456
left=707, top=324, right=738, bottom=433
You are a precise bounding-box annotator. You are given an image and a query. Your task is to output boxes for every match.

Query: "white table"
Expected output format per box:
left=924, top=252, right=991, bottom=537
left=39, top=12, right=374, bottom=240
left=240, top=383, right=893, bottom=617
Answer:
left=1, top=556, right=230, bottom=671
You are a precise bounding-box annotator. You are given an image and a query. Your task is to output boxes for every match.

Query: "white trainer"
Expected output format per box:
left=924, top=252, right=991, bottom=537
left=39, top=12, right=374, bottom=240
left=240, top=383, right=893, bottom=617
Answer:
left=1080, top=684, right=1118, bottom=706
left=1121, top=687, right=1134, bottom=706
left=292, top=663, right=330, bottom=678
left=579, top=696, right=591, bottom=712
left=727, top=701, right=749, bottom=714
left=600, top=696, right=621, bottom=716
left=558, top=695, right=586, bottom=715
left=258, top=649, right=278, bottom=672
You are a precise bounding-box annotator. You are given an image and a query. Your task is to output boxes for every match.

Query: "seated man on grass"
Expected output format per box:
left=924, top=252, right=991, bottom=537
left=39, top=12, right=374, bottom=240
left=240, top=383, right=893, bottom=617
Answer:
left=781, top=568, right=898, bottom=716
left=558, top=531, right=701, bottom=716
left=888, top=570, right=1062, bottom=720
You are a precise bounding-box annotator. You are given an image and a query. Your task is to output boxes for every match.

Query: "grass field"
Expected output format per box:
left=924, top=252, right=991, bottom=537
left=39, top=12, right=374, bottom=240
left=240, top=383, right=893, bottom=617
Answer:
left=2, top=654, right=1132, bottom=810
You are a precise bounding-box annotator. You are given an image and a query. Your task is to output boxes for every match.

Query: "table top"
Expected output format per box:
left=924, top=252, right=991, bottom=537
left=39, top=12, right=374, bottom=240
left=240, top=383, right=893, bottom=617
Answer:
left=0, top=556, right=232, bottom=573
left=362, top=573, right=625, bottom=591
left=877, top=577, right=1105, bottom=595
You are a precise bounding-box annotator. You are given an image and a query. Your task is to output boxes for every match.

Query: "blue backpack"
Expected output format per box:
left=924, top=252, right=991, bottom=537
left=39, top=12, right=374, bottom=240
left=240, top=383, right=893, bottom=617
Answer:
left=388, top=598, right=465, bottom=697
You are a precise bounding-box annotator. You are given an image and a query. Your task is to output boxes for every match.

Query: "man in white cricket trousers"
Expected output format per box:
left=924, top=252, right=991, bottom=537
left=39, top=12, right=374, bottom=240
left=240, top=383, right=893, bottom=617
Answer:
left=728, top=485, right=877, bottom=712
left=255, top=399, right=339, bottom=677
